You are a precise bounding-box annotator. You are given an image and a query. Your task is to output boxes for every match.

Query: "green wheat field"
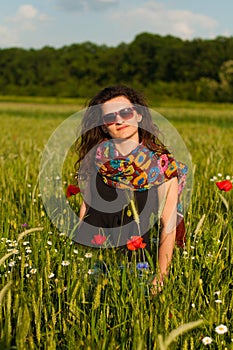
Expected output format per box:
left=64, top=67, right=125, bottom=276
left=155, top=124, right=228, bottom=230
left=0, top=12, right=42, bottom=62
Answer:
left=0, top=97, right=232, bottom=349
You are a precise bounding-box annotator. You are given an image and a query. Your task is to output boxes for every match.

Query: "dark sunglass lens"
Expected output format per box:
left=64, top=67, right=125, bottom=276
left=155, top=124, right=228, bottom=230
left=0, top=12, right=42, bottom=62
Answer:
left=103, top=113, right=116, bottom=124
left=119, top=108, right=134, bottom=119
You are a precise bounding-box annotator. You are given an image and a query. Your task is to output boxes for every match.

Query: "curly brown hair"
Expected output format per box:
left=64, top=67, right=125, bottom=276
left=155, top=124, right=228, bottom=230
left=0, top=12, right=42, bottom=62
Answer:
left=75, top=85, right=169, bottom=175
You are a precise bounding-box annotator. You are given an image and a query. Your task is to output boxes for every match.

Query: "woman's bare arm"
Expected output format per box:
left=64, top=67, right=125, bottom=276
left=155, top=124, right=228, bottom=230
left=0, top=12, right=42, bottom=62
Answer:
left=79, top=200, right=88, bottom=221
left=152, top=177, right=178, bottom=288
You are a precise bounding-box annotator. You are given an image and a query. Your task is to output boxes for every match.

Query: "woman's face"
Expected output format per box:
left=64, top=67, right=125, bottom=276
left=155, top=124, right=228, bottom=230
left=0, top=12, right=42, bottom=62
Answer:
left=101, top=96, right=142, bottom=143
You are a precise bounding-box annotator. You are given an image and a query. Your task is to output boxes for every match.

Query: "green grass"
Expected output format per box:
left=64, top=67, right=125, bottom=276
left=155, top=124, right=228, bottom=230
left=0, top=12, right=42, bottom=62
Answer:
left=0, top=99, right=232, bottom=349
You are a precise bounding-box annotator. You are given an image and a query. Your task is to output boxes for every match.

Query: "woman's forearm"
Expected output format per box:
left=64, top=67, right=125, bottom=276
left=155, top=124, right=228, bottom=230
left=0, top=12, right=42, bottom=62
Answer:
left=152, top=177, right=178, bottom=289
left=79, top=201, right=88, bottom=221
left=158, top=227, right=176, bottom=278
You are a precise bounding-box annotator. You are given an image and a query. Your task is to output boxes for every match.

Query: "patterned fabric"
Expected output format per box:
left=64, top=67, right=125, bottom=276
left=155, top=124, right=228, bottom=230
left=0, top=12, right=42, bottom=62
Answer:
left=95, top=141, right=188, bottom=200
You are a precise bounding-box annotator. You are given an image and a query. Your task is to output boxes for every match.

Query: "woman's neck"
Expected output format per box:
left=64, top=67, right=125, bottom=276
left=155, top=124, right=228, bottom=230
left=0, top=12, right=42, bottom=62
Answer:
left=113, top=138, right=140, bottom=156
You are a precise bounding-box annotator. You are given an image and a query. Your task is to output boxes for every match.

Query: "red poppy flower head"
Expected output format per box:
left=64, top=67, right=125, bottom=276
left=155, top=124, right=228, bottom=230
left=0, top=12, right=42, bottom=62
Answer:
left=127, top=236, right=146, bottom=251
left=66, top=184, right=80, bottom=197
left=216, top=180, right=232, bottom=192
left=91, top=234, right=107, bottom=246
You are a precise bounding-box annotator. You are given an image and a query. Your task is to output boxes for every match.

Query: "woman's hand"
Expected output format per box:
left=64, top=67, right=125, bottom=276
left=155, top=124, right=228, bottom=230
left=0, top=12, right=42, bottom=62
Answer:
left=150, top=275, right=164, bottom=295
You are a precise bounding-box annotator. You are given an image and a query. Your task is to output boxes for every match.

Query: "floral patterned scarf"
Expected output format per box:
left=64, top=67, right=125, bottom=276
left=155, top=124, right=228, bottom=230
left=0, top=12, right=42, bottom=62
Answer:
left=95, top=140, right=187, bottom=197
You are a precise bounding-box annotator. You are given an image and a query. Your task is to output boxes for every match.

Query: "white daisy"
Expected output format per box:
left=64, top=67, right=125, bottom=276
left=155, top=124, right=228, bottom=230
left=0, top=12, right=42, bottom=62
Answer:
left=215, top=324, right=228, bottom=334
left=84, top=253, right=92, bottom=258
left=214, top=291, right=221, bottom=296
left=202, top=337, right=212, bottom=345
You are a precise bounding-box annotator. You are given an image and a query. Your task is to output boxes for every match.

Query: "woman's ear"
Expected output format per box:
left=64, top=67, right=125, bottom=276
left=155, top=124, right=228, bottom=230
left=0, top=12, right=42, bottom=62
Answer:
left=137, top=114, right=142, bottom=123
left=101, top=125, right=108, bottom=133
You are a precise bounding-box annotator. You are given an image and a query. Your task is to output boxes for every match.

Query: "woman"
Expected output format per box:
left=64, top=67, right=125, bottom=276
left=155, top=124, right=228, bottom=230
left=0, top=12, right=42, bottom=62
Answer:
left=72, top=85, right=187, bottom=290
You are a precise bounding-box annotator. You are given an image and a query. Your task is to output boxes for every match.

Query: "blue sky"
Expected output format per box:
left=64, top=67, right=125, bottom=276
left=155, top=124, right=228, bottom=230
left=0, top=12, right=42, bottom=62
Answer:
left=0, top=0, right=232, bottom=48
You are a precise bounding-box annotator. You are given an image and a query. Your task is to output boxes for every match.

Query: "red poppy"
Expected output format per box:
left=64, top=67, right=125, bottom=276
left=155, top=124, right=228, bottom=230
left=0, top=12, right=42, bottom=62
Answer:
left=91, top=234, right=107, bottom=246
left=127, top=236, right=146, bottom=251
left=216, top=180, right=232, bottom=192
left=66, top=184, right=80, bottom=197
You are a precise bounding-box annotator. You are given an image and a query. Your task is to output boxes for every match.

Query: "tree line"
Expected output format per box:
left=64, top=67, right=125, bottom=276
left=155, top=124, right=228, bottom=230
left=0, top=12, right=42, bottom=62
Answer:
left=1, top=32, right=233, bottom=102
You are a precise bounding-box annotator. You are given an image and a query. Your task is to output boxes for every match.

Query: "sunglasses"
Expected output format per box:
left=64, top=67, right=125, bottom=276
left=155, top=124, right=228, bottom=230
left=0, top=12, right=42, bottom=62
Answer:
left=102, top=107, right=135, bottom=125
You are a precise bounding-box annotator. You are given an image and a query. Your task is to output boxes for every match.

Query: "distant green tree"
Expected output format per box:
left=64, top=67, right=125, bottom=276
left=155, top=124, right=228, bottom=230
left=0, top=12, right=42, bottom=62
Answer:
left=218, top=60, right=233, bottom=102
left=1, top=33, right=233, bottom=101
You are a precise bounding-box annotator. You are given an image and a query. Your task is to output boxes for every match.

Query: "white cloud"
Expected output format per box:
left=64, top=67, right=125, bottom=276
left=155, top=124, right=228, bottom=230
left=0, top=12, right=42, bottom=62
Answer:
left=17, top=5, right=38, bottom=19
left=8, top=4, right=51, bottom=24
left=0, top=5, right=52, bottom=47
left=111, top=1, right=218, bottom=40
left=56, top=0, right=118, bottom=12
left=0, top=25, right=20, bottom=47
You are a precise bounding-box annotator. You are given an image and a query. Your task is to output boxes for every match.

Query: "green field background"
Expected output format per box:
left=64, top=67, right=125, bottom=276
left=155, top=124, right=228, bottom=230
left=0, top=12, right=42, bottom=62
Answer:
left=0, top=98, right=232, bottom=349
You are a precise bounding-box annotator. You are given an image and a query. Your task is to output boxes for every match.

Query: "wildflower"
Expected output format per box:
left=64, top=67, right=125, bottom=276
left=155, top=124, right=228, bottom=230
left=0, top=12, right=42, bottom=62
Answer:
left=73, top=249, right=78, bottom=254
left=127, top=236, right=146, bottom=251
left=136, top=262, right=149, bottom=269
left=202, top=337, right=212, bottom=345
left=66, top=184, right=80, bottom=197
left=91, top=234, right=107, bottom=246
left=47, top=241, right=52, bottom=246
left=216, top=180, right=232, bottom=192
left=9, top=261, right=16, bottom=267
left=84, top=252, right=92, bottom=258
left=8, top=241, right=18, bottom=247
left=48, top=273, right=55, bottom=278
left=127, top=209, right=132, bottom=217
left=191, top=303, right=195, bottom=308
left=22, top=223, right=28, bottom=227
left=30, top=268, right=37, bottom=274
left=215, top=299, right=222, bottom=303
left=88, top=269, right=95, bottom=275
left=61, top=260, right=70, bottom=266
left=23, top=241, right=30, bottom=246
left=215, top=324, right=228, bottom=334
left=214, top=291, right=220, bottom=296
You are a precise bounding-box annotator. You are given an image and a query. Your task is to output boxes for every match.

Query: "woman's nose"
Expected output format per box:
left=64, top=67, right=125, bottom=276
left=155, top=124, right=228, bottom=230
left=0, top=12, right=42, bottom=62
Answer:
left=115, top=114, right=124, bottom=124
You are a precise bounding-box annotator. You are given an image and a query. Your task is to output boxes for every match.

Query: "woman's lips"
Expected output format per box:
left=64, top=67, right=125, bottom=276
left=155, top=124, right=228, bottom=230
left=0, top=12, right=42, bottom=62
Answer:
left=116, top=125, right=128, bottom=131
